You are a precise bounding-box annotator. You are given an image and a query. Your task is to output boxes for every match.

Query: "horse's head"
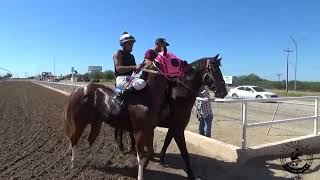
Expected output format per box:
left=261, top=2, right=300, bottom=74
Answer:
left=202, top=55, right=228, bottom=98
left=186, top=54, right=228, bottom=98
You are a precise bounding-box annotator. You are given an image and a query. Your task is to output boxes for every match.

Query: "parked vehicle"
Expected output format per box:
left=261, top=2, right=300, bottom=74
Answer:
left=228, top=85, right=278, bottom=99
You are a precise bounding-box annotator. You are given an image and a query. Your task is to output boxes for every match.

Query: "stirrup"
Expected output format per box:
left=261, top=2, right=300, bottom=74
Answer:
left=113, top=95, right=122, bottom=104
left=113, top=95, right=127, bottom=110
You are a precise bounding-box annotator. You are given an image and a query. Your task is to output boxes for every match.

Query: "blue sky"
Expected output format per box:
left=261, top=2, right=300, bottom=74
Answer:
left=0, top=0, right=319, bottom=81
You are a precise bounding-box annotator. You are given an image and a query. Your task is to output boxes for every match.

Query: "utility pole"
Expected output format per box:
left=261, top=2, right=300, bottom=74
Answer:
left=54, top=56, right=56, bottom=77
left=284, top=49, right=293, bottom=93
left=289, top=35, right=298, bottom=92
left=275, top=73, right=282, bottom=81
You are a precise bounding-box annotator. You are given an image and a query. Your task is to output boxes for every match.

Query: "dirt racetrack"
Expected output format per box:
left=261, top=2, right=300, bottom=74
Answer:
left=1, top=81, right=320, bottom=180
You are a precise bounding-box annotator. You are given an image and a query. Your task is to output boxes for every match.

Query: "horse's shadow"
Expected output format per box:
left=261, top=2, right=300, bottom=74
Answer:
left=93, top=152, right=299, bottom=180
left=94, top=165, right=186, bottom=180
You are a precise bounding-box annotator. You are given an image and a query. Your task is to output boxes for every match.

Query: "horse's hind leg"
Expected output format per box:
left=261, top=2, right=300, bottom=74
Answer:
left=114, top=128, right=124, bottom=151
left=88, top=120, right=102, bottom=164
left=159, top=128, right=174, bottom=166
left=69, top=124, right=86, bottom=168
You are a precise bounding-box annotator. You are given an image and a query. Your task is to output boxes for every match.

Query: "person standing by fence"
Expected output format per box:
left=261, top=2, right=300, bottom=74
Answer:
left=195, top=86, right=213, bottom=137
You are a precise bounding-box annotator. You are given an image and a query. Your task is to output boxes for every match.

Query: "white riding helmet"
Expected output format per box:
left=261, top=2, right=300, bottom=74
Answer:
left=119, top=32, right=136, bottom=46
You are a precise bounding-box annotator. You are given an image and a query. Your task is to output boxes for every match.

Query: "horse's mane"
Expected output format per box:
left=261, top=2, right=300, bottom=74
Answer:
left=190, top=57, right=209, bottom=68
left=190, top=57, right=221, bottom=70
left=190, top=57, right=210, bottom=71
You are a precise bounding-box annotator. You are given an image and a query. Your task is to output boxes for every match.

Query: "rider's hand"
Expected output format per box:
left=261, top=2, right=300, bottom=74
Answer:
left=134, top=64, right=142, bottom=74
left=144, top=59, right=152, bottom=67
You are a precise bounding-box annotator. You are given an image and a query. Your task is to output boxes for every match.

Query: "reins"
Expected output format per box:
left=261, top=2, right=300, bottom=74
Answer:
left=141, top=64, right=199, bottom=95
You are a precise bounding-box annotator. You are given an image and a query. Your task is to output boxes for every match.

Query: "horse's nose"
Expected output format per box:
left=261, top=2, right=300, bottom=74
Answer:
left=222, top=89, right=228, bottom=98
left=215, top=89, right=228, bottom=98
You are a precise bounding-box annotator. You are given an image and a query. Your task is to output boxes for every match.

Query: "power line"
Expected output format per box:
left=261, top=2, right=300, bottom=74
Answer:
left=275, top=73, right=282, bottom=81
left=0, top=66, right=11, bottom=73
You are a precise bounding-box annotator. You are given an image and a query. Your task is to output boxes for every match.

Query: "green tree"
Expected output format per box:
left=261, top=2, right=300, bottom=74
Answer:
left=90, top=71, right=103, bottom=80
left=102, top=70, right=115, bottom=80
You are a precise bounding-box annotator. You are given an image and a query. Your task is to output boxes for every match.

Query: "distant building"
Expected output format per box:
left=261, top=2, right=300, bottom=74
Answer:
left=41, top=72, right=53, bottom=81
left=88, top=66, right=102, bottom=73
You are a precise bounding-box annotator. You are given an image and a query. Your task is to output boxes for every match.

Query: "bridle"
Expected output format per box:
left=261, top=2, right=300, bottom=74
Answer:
left=202, top=59, right=218, bottom=91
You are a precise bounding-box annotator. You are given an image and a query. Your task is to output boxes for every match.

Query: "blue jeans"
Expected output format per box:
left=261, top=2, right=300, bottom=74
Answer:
left=198, top=115, right=213, bottom=137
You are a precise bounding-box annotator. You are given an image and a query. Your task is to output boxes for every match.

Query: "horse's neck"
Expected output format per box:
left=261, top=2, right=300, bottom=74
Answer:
left=172, top=71, right=203, bottom=107
left=146, top=76, right=168, bottom=107
left=147, top=78, right=167, bottom=96
left=181, top=72, right=203, bottom=97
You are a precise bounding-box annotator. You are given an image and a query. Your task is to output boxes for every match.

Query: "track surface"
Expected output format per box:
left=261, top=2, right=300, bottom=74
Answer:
left=1, top=81, right=320, bottom=180
left=0, top=81, right=161, bottom=180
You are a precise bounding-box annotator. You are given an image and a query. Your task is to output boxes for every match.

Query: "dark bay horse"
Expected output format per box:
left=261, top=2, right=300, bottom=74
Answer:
left=115, top=54, right=227, bottom=179
left=158, top=55, right=228, bottom=179
left=64, top=61, right=185, bottom=180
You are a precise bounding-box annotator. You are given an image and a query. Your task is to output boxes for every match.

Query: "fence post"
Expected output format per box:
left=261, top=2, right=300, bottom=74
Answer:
left=242, top=102, right=248, bottom=149
left=314, top=98, right=319, bottom=135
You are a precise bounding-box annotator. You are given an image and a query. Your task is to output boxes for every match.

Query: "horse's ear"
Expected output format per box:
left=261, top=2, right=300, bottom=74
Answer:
left=213, top=54, right=219, bottom=60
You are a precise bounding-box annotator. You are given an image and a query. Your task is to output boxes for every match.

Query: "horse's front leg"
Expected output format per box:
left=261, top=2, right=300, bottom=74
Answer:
left=129, top=131, right=136, bottom=153
left=144, top=129, right=155, bottom=168
left=174, top=130, right=195, bottom=180
left=159, top=127, right=174, bottom=166
left=88, top=120, right=102, bottom=164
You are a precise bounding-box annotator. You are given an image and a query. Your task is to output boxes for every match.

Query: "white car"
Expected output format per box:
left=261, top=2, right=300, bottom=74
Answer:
left=228, top=85, right=278, bottom=99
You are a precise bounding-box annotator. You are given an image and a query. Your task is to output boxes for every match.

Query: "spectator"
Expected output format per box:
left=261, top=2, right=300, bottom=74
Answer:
left=195, top=86, right=213, bottom=137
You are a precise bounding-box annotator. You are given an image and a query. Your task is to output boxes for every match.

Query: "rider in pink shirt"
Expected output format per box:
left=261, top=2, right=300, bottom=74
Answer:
left=141, top=38, right=169, bottom=80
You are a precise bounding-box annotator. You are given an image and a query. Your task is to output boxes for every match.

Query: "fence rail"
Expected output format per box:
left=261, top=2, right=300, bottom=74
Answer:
left=206, top=96, right=320, bottom=149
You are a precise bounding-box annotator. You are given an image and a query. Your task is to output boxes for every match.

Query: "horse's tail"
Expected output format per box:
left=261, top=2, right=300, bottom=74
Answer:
left=63, top=86, right=96, bottom=135
left=81, top=92, right=95, bottom=109
left=63, top=95, right=73, bottom=138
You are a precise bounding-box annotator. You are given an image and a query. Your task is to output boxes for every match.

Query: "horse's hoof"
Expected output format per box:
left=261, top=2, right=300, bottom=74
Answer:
left=188, top=175, right=196, bottom=180
left=128, top=147, right=136, bottom=154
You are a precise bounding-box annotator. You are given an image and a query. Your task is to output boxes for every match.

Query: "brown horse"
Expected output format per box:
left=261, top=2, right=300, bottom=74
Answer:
left=64, top=61, right=182, bottom=180
left=64, top=83, right=127, bottom=168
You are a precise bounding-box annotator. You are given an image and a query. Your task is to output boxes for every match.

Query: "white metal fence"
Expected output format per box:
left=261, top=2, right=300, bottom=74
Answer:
left=206, top=96, right=320, bottom=149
